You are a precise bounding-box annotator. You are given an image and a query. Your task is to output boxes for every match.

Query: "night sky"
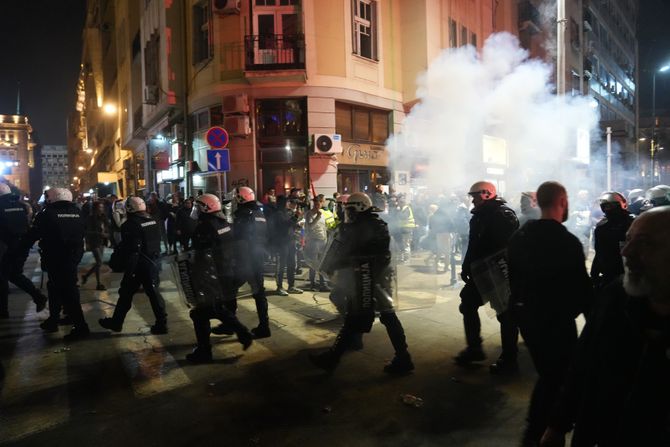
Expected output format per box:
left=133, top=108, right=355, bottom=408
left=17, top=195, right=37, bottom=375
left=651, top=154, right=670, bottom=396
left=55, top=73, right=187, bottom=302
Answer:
left=0, top=1, right=86, bottom=145
left=0, top=1, right=666, bottom=146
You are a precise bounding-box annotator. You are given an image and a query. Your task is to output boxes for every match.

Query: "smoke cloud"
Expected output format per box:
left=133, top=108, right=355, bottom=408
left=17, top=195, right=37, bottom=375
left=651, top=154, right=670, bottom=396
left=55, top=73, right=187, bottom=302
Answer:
left=387, top=32, right=600, bottom=199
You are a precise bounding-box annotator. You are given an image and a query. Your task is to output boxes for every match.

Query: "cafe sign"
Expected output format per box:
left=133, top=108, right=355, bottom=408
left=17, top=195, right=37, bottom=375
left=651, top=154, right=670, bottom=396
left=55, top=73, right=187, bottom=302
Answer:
left=336, top=143, right=388, bottom=167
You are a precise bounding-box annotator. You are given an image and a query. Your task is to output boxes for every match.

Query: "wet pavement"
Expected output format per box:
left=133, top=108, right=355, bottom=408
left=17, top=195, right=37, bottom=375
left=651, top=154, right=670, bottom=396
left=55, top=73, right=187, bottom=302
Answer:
left=0, top=249, right=541, bottom=446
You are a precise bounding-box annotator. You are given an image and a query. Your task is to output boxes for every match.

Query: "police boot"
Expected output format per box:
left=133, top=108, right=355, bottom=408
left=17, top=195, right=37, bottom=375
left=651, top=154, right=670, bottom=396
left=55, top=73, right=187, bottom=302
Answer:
left=40, top=318, right=59, bottom=333
left=33, top=293, right=48, bottom=313
left=454, top=346, right=486, bottom=365
left=251, top=294, right=271, bottom=339
left=186, top=345, right=213, bottom=364
left=309, top=326, right=352, bottom=372
left=99, top=317, right=123, bottom=332
left=236, top=327, right=253, bottom=351
left=348, top=332, right=364, bottom=351
left=380, top=312, right=414, bottom=374
left=150, top=321, right=168, bottom=335
left=211, top=323, right=235, bottom=335
left=489, top=355, right=519, bottom=375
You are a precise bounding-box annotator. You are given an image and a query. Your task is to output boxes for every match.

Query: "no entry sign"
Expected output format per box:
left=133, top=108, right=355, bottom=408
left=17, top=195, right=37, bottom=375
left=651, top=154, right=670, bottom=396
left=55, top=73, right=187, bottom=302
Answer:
left=206, top=126, right=229, bottom=149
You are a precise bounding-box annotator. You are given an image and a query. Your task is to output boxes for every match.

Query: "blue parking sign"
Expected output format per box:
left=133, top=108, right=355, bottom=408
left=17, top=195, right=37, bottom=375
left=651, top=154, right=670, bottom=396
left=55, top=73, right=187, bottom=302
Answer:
left=207, top=149, right=230, bottom=172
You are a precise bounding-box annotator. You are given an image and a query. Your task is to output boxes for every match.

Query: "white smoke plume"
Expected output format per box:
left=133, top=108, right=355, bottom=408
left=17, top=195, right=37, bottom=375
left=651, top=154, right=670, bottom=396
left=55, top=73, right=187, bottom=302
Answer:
left=387, top=32, right=600, bottom=199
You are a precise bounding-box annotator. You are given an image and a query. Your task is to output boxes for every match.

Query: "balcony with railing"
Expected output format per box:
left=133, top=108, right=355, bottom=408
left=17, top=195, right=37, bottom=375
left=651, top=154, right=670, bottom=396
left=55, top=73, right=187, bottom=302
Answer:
left=244, top=34, right=305, bottom=71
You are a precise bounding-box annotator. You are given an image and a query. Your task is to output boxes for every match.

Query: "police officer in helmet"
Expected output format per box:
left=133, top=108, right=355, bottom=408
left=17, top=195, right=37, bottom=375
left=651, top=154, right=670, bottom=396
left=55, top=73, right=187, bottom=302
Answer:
left=21, top=188, right=89, bottom=340
left=99, top=196, right=168, bottom=334
left=186, top=194, right=253, bottom=363
left=223, top=186, right=272, bottom=339
left=0, top=183, right=48, bottom=318
left=591, top=191, right=634, bottom=290
left=310, top=192, right=414, bottom=374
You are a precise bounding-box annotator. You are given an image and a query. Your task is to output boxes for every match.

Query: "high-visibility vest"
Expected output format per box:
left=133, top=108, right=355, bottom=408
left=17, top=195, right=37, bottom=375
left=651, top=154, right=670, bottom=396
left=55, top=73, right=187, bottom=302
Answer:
left=400, top=205, right=415, bottom=229
left=322, top=208, right=337, bottom=230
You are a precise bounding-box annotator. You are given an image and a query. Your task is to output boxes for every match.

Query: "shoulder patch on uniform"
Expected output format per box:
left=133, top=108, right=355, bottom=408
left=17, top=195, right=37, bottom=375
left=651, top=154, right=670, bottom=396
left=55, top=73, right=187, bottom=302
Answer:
left=254, top=217, right=266, bottom=222
left=140, top=221, right=157, bottom=227
left=4, top=208, right=24, bottom=212
left=217, top=226, right=231, bottom=235
left=57, top=214, right=81, bottom=218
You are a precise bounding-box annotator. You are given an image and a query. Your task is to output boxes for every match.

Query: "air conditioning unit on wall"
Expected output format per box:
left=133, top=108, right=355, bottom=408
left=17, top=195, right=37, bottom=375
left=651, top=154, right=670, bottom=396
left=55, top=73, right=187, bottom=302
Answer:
left=312, top=134, right=342, bottom=154
left=224, top=115, right=251, bottom=136
left=223, top=94, right=249, bottom=114
left=213, top=0, right=240, bottom=15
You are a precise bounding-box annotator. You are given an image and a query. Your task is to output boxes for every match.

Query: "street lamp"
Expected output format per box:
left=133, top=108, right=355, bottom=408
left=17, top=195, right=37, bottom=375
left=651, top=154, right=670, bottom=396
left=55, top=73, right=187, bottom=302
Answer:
left=651, top=63, right=670, bottom=185
left=103, top=103, right=117, bottom=115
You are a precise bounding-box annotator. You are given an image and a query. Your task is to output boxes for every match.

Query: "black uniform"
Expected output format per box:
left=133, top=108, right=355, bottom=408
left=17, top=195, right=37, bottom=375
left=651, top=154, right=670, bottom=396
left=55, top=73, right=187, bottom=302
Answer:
left=0, top=194, right=47, bottom=317
left=232, top=201, right=270, bottom=337
left=507, top=219, right=593, bottom=445
left=310, top=209, right=413, bottom=374
left=458, top=198, right=519, bottom=363
left=187, top=213, right=252, bottom=362
left=102, top=212, right=167, bottom=332
left=591, top=210, right=634, bottom=289
left=549, top=279, right=669, bottom=446
left=22, top=200, right=88, bottom=337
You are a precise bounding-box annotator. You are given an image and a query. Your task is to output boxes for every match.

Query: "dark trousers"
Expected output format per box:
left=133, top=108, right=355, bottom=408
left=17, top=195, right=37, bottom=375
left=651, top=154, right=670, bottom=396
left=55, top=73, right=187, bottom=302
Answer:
left=233, top=263, right=269, bottom=328
left=516, top=310, right=578, bottom=446
left=329, top=309, right=408, bottom=360
left=190, top=302, right=248, bottom=348
left=112, top=259, right=167, bottom=325
left=0, top=252, right=45, bottom=315
left=83, top=246, right=104, bottom=285
left=459, top=281, right=518, bottom=357
left=45, top=261, right=87, bottom=329
left=276, top=241, right=296, bottom=289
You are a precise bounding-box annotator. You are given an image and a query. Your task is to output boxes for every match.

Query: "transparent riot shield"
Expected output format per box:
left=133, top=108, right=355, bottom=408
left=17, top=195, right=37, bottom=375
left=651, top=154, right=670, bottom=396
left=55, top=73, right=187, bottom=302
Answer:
left=378, top=210, right=438, bottom=311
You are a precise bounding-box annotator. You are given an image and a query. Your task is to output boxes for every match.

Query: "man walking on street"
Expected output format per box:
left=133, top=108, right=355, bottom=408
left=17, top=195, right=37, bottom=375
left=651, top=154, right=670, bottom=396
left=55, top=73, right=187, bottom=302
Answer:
left=507, top=181, right=593, bottom=446
left=455, top=181, right=520, bottom=373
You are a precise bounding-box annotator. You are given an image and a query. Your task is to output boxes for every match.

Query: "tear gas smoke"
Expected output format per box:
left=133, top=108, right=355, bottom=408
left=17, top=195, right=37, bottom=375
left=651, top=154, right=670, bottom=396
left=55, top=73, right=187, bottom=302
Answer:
left=387, top=32, right=601, bottom=199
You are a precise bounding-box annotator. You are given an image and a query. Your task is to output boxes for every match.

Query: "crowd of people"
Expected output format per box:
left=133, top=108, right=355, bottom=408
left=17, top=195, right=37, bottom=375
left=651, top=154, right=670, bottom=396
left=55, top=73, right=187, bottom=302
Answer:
left=1, top=178, right=669, bottom=445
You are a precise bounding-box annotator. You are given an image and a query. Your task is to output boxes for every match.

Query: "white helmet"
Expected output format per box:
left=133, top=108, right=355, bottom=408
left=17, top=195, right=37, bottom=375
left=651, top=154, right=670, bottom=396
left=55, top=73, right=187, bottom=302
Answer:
left=627, top=188, right=645, bottom=202
left=0, top=183, right=10, bottom=197
left=346, top=192, right=372, bottom=213
left=468, top=181, right=497, bottom=200
left=47, top=188, right=73, bottom=203
left=236, top=186, right=255, bottom=203
left=645, top=186, right=670, bottom=206
left=126, top=196, right=147, bottom=213
left=195, top=193, right=221, bottom=213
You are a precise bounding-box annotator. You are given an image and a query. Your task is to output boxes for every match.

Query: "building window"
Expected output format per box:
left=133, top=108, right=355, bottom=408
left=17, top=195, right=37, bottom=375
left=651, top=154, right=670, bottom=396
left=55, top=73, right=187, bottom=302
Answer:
left=352, top=0, right=378, bottom=60
left=193, top=1, right=212, bottom=65
left=470, top=32, right=477, bottom=48
left=144, top=31, right=160, bottom=88
left=256, top=98, right=307, bottom=138
left=336, top=102, right=390, bottom=144
left=449, top=19, right=457, bottom=48
left=460, top=25, right=468, bottom=47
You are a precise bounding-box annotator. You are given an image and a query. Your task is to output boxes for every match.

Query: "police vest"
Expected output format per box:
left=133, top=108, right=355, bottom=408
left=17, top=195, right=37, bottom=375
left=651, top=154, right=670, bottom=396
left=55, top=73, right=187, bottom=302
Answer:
left=322, top=209, right=337, bottom=230
left=0, top=199, right=29, bottom=238
left=400, top=205, right=416, bottom=229
left=134, top=215, right=162, bottom=258
left=40, top=203, right=86, bottom=260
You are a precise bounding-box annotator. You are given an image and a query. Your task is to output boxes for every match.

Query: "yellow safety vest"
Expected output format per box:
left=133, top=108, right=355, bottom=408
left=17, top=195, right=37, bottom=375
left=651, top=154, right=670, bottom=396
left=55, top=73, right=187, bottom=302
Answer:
left=322, top=208, right=337, bottom=230
left=401, top=205, right=415, bottom=228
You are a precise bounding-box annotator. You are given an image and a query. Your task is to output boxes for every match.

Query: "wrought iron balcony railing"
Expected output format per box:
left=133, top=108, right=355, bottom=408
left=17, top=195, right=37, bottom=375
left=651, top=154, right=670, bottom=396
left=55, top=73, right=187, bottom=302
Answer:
left=244, top=34, right=305, bottom=71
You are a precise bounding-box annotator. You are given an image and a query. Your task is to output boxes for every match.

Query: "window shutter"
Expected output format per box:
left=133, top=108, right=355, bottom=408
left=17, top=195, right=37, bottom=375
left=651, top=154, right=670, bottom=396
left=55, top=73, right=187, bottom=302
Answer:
left=371, top=0, right=378, bottom=60
left=351, top=0, right=357, bottom=54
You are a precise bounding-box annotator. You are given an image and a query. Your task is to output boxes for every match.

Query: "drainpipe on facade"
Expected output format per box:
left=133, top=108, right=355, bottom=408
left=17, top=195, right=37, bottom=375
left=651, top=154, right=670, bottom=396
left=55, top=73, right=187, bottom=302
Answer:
left=181, top=0, right=192, bottom=197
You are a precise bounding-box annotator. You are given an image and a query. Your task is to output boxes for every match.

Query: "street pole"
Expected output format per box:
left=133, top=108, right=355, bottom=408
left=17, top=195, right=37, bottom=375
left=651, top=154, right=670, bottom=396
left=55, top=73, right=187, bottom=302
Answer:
left=556, top=0, right=566, bottom=95
left=651, top=71, right=656, bottom=186
left=606, top=126, right=612, bottom=190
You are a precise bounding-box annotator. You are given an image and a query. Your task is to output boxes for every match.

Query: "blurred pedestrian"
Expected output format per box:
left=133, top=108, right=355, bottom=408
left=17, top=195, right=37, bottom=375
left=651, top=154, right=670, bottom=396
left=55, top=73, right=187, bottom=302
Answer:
left=176, top=198, right=197, bottom=251
left=81, top=200, right=110, bottom=291
left=304, top=194, right=334, bottom=292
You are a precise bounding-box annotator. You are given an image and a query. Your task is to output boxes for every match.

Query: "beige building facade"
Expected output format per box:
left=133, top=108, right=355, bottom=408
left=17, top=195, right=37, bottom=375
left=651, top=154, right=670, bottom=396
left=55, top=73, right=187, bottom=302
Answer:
left=0, top=114, right=35, bottom=196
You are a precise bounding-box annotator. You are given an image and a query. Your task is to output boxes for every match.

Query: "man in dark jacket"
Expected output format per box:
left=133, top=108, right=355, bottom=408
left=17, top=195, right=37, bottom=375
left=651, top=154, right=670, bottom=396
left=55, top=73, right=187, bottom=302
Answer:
left=99, top=196, right=168, bottom=334
left=590, top=191, right=634, bottom=290
left=455, top=181, right=519, bottom=373
left=22, top=188, right=89, bottom=340
left=231, top=187, right=271, bottom=339
left=0, top=183, right=47, bottom=317
left=185, top=194, right=252, bottom=363
left=309, top=192, right=413, bottom=374
left=541, top=206, right=670, bottom=447
left=272, top=196, right=303, bottom=296
left=507, top=181, right=593, bottom=446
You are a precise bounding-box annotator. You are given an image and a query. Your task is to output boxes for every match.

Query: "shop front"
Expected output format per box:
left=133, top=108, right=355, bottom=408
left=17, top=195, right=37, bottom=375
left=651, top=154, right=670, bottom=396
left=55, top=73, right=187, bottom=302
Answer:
left=336, top=142, right=389, bottom=194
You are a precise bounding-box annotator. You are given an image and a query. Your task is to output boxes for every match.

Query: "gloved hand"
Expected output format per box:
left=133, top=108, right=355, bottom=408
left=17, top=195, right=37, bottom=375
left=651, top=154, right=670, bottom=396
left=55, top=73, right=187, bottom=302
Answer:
left=460, top=271, right=470, bottom=283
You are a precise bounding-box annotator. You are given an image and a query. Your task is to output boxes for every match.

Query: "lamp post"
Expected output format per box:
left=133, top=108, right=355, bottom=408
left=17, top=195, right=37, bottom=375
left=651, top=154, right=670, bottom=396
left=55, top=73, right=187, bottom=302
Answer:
left=651, top=64, right=670, bottom=185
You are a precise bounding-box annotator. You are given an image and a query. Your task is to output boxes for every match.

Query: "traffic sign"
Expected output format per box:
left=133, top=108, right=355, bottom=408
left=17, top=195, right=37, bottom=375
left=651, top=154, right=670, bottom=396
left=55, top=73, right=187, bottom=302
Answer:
left=207, top=149, right=230, bottom=172
left=206, top=126, right=229, bottom=149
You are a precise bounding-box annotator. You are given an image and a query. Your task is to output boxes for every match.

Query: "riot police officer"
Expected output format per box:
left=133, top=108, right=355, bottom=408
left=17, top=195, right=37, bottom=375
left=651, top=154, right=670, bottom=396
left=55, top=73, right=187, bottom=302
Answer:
left=456, top=181, right=519, bottom=374
left=0, top=183, right=48, bottom=318
left=591, top=192, right=634, bottom=289
left=21, top=188, right=89, bottom=340
left=309, top=192, right=414, bottom=374
left=186, top=194, right=253, bottom=363
left=226, top=187, right=271, bottom=339
left=99, top=196, right=168, bottom=334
